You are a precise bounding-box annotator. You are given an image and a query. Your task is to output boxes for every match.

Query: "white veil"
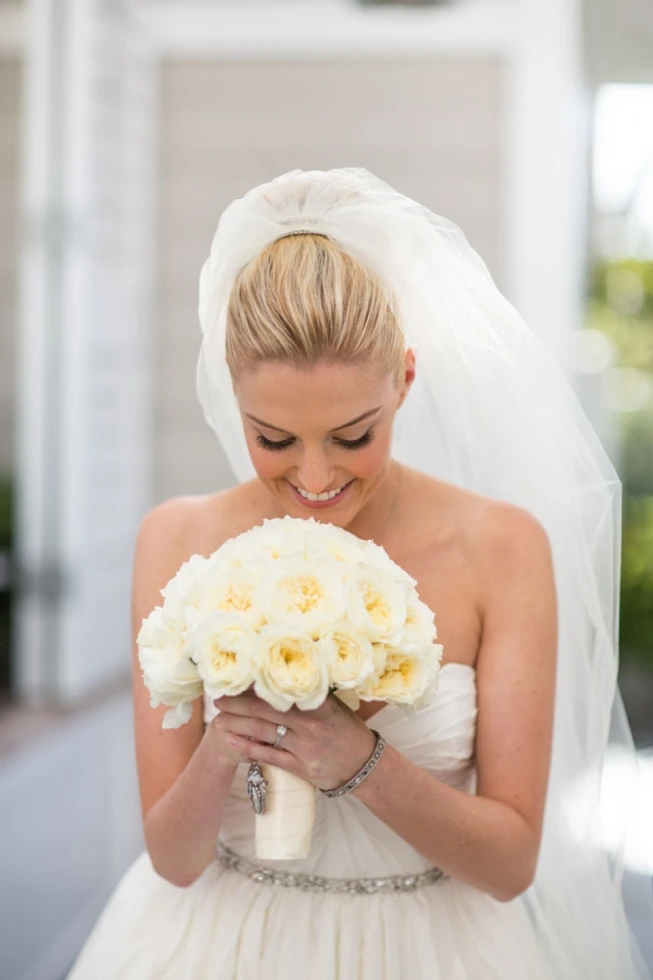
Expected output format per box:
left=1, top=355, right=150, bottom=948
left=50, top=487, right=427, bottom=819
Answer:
left=196, top=167, right=653, bottom=978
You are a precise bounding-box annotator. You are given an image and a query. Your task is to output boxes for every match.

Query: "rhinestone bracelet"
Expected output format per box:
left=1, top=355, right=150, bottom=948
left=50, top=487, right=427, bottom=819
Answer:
left=321, top=729, right=386, bottom=798
left=216, top=841, right=446, bottom=894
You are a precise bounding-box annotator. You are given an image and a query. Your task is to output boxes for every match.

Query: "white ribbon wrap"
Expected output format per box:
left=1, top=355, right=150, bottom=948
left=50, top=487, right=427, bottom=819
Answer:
left=255, top=765, right=316, bottom=860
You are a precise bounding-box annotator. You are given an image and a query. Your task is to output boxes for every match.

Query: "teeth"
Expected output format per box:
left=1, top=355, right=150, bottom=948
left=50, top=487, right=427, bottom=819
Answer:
left=295, top=484, right=346, bottom=502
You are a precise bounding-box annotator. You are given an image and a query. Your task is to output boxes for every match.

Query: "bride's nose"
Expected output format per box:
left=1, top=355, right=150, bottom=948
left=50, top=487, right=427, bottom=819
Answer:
left=295, top=449, right=335, bottom=495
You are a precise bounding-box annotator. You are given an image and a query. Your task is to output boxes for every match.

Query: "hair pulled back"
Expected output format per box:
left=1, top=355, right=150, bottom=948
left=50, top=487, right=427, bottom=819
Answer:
left=225, top=232, right=405, bottom=383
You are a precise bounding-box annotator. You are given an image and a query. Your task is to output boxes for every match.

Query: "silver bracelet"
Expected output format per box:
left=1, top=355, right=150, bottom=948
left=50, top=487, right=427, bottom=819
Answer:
left=321, top=730, right=386, bottom=798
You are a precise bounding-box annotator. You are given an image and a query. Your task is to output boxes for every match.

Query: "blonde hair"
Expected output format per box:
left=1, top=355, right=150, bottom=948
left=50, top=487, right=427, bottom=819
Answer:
left=225, top=233, right=405, bottom=383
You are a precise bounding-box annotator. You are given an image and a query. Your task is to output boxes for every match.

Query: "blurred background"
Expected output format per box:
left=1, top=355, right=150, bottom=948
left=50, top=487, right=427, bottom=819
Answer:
left=0, top=0, right=652, bottom=977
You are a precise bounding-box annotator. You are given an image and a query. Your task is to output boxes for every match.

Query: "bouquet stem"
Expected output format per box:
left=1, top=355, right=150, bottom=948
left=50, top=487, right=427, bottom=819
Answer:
left=255, top=765, right=316, bottom=860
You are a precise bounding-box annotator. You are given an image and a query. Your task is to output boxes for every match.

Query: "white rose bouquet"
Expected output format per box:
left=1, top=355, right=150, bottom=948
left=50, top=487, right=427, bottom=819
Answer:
left=137, top=516, right=443, bottom=860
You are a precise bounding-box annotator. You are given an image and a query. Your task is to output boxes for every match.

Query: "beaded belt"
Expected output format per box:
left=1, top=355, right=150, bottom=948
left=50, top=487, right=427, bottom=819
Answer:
left=216, top=841, right=446, bottom=895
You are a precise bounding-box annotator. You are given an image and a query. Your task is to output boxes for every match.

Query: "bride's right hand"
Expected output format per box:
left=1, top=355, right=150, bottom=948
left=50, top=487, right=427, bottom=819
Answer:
left=205, top=711, right=248, bottom=768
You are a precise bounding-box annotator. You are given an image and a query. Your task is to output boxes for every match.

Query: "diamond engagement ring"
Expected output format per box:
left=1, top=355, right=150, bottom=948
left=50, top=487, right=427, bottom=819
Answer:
left=273, top=724, right=288, bottom=749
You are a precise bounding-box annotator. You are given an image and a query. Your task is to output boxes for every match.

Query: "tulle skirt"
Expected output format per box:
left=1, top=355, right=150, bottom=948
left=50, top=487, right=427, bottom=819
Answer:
left=67, top=850, right=555, bottom=979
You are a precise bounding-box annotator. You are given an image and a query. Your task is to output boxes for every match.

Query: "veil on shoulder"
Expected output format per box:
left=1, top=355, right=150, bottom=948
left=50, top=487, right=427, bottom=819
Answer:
left=196, top=167, right=653, bottom=979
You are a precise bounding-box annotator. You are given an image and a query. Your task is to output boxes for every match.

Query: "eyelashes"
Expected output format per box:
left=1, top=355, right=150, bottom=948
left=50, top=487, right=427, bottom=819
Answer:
left=340, top=430, right=374, bottom=450
left=255, top=430, right=375, bottom=452
left=255, top=434, right=294, bottom=452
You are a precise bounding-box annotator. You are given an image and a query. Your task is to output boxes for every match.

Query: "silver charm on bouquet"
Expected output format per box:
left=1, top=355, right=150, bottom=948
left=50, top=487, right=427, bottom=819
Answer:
left=246, top=763, right=268, bottom=814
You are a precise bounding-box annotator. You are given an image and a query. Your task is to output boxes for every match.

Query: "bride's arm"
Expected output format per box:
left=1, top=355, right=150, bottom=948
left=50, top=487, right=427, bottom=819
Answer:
left=351, top=504, right=558, bottom=902
left=131, top=499, right=238, bottom=888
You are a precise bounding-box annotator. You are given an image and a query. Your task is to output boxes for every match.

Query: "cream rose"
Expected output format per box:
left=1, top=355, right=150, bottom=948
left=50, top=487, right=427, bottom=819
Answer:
left=253, top=517, right=362, bottom=568
left=348, top=567, right=412, bottom=644
left=189, top=565, right=264, bottom=629
left=358, top=644, right=443, bottom=705
left=187, top=613, right=257, bottom=698
left=160, top=553, right=211, bottom=627
left=312, top=528, right=366, bottom=567
left=237, top=516, right=315, bottom=564
left=137, top=608, right=203, bottom=728
left=402, top=596, right=438, bottom=648
left=253, top=626, right=329, bottom=711
left=359, top=538, right=416, bottom=581
left=231, top=533, right=299, bottom=566
left=257, top=557, right=347, bottom=635
left=319, top=623, right=375, bottom=689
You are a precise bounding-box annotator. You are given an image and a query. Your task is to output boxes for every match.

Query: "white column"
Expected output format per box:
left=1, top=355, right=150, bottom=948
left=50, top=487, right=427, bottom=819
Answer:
left=15, top=0, right=158, bottom=703
left=503, top=0, right=590, bottom=365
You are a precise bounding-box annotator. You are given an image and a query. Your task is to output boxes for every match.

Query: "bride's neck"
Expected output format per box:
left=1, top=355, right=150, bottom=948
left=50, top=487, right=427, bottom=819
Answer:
left=345, top=460, right=403, bottom=545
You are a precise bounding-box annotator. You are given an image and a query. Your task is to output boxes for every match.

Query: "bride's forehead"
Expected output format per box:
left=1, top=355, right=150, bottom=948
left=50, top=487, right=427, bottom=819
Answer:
left=236, top=360, right=392, bottom=409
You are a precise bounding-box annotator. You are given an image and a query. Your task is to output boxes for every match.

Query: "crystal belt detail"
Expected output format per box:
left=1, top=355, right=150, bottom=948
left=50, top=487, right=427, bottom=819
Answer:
left=216, top=841, right=446, bottom=894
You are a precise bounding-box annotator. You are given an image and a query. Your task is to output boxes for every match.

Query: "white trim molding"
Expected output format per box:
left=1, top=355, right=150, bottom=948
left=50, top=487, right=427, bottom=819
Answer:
left=142, top=1, right=518, bottom=58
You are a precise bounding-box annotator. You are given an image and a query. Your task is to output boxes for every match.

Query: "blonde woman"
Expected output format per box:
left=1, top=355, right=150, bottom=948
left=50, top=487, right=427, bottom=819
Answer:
left=67, top=169, right=651, bottom=979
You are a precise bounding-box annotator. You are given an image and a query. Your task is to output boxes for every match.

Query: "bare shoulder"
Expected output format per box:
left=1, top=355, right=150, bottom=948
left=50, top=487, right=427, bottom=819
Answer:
left=397, top=468, right=555, bottom=647
left=135, top=495, right=204, bottom=560
left=400, top=467, right=549, bottom=556
left=411, top=469, right=550, bottom=561
left=469, top=494, right=557, bottom=671
left=475, top=497, right=554, bottom=587
left=135, top=480, right=268, bottom=565
left=453, top=487, right=555, bottom=608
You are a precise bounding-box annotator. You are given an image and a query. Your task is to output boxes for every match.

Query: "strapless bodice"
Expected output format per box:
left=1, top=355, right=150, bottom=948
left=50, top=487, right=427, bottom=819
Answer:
left=204, top=664, right=478, bottom=879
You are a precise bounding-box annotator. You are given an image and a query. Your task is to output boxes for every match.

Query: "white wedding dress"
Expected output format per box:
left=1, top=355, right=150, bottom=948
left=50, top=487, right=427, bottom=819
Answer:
left=67, top=663, right=555, bottom=979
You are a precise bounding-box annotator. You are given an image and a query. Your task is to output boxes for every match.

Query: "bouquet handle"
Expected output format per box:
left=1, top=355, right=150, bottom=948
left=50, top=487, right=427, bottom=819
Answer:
left=254, top=765, right=316, bottom=860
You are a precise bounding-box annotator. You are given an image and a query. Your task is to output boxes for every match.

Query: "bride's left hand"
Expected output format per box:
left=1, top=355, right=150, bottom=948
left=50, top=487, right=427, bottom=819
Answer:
left=211, top=692, right=378, bottom=792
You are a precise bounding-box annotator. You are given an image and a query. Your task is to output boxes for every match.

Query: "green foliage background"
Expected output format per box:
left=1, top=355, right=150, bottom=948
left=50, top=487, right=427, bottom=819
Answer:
left=587, top=259, right=653, bottom=668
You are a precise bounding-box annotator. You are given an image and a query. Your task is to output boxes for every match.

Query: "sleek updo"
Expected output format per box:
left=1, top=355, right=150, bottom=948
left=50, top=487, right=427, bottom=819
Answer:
left=225, top=232, right=405, bottom=384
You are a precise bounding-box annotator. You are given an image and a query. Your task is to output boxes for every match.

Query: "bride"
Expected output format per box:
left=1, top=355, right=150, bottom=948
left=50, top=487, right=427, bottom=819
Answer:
left=67, top=168, right=652, bottom=978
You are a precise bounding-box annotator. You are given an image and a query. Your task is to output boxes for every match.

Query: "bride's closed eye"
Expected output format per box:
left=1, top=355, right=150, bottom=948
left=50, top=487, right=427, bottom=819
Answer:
left=255, top=430, right=375, bottom=452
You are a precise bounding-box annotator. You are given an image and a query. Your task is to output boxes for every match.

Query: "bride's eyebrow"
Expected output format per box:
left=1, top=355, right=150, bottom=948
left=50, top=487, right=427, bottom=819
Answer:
left=245, top=406, right=382, bottom=435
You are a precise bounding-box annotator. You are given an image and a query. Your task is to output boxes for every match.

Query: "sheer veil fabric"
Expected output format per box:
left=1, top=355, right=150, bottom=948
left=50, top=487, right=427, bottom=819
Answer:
left=196, top=168, right=653, bottom=978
